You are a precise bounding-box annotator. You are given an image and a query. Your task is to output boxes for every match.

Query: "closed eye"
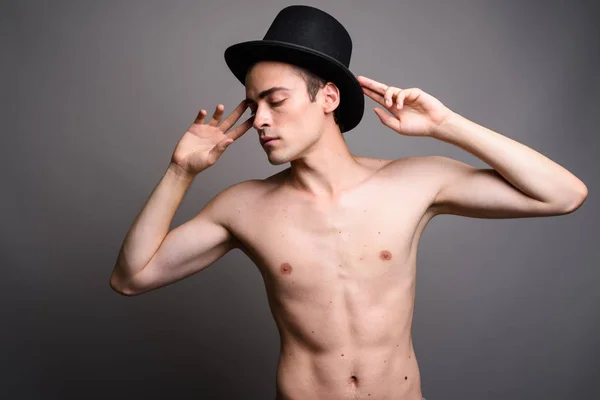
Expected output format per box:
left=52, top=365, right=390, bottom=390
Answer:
left=250, top=100, right=285, bottom=116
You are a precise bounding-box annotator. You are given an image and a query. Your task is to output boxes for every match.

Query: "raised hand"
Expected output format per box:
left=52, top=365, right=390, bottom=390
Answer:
left=357, top=75, right=452, bottom=137
left=171, top=100, right=253, bottom=175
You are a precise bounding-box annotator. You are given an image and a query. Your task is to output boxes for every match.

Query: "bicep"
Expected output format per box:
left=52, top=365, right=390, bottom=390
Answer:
left=429, top=156, right=557, bottom=219
left=127, top=196, right=239, bottom=294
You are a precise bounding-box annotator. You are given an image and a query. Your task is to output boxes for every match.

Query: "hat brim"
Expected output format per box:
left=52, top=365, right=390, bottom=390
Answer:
left=224, top=40, right=364, bottom=133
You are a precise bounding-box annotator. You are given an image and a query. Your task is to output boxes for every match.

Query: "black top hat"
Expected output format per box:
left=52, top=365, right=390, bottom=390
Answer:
left=224, top=5, right=364, bottom=133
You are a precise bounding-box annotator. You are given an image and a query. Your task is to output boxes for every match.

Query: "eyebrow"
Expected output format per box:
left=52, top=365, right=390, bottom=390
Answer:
left=245, top=86, right=291, bottom=105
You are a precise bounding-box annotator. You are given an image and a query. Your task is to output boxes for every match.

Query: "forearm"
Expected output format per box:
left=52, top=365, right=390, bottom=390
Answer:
left=433, top=111, right=588, bottom=208
left=113, top=163, right=196, bottom=278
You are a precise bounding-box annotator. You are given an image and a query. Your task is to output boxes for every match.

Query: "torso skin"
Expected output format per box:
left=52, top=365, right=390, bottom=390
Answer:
left=225, top=156, right=441, bottom=400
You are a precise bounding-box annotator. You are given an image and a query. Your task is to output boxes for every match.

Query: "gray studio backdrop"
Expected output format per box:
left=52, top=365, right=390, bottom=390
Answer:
left=3, top=0, right=599, bottom=399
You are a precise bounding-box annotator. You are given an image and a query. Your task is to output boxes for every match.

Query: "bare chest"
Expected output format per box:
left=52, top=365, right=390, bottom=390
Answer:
left=229, top=178, right=434, bottom=298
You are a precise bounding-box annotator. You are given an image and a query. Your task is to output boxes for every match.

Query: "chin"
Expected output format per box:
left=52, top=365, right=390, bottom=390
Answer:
left=267, top=155, right=291, bottom=166
left=266, top=148, right=298, bottom=165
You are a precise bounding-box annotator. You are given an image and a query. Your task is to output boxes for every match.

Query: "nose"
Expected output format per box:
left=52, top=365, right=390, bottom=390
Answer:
left=252, top=104, right=272, bottom=131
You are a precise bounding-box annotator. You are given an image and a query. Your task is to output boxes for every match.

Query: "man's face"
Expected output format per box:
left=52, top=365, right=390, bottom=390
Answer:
left=245, top=61, right=325, bottom=165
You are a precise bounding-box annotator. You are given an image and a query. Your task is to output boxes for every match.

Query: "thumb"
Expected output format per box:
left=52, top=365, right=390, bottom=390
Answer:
left=208, top=137, right=235, bottom=163
left=373, top=107, right=400, bottom=131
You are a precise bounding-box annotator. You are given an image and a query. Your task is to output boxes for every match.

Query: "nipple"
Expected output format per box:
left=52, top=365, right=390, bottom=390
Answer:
left=280, top=262, right=293, bottom=274
left=380, top=250, right=392, bottom=260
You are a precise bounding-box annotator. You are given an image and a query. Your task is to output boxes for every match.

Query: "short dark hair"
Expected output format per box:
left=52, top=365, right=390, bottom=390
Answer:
left=246, top=61, right=343, bottom=131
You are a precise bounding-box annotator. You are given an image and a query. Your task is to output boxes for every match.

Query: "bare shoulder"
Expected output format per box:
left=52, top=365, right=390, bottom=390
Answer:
left=385, top=155, right=474, bottom=188
left=354, top=154, right=449, bottom=178
left=208, top=178, right=267, bottom=209
left=387, top=155, right=463, bottom=182
left=357, top=155, right=456, bottom=216
left=206, top=169, right=289, bottom=220
left=385, top=155, right=447, bottom=170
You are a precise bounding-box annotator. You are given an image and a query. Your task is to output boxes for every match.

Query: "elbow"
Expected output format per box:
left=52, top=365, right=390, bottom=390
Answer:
left=558, top=182, right=588, bottom=214
left=109, top=271, right=140, bottom=297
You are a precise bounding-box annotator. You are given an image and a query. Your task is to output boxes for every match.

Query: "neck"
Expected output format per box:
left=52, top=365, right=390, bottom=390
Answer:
left=285, top=124, right=369, bottom=200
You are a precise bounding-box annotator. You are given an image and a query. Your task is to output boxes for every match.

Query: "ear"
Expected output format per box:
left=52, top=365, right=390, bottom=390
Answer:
left=321, top=82, right=340, bottom=114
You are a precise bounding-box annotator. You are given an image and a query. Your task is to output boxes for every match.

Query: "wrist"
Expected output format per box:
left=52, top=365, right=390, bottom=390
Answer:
left=167, top=162, right=197, bottom=182
left=431, top=111, right=463, bottom=142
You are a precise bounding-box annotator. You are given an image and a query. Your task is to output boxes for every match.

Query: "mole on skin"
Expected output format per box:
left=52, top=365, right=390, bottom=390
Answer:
left=280, top=263, right=293, bottom=274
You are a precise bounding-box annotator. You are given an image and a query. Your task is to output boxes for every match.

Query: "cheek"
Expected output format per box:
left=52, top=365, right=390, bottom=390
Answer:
left=273, top=99, right=323, bottom=144
left=286, top=101, right=322, bottom=129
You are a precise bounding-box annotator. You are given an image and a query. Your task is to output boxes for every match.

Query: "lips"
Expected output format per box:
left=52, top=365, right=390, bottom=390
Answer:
left=260, top=137, right=279, bottom=145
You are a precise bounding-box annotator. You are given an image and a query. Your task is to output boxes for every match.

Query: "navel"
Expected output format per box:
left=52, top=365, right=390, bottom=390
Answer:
left=280, top=262, right=293, bottom=274
left=380, top=250, right=392, bottom=260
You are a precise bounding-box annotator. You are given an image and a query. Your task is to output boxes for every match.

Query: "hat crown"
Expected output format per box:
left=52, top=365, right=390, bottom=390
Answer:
left=263, top=5, right=352, bottom=67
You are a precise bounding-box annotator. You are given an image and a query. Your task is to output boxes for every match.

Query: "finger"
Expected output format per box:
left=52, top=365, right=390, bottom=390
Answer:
left=219, top=99, right=249, bottom=132
left=362, top=86, right=386, bottom=107
left=194, top=109, right=207, bottom=125
left=226, top=116, right=254, bottom=141
left=393, top=89, right=407, bottom=110
left=374, top=107, right=400, bottom=131
left=356, top=75, right=388, bottom=95
left=208, top=104, right=224, bottom=126
left=207, top=137, right=235, bottom=165
left=384, top=87, right=402, bottom=108
left=403, top=88, right=422, bottom=104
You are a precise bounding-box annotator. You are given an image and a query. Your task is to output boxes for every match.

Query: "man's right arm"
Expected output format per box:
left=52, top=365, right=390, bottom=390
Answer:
left=109, top=163, right=241, bottom=296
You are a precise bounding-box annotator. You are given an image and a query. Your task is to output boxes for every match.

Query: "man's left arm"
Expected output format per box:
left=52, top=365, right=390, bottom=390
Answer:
left=427, top=113, right=587, bottom=218
left=358, top=75, right=588, bottom=218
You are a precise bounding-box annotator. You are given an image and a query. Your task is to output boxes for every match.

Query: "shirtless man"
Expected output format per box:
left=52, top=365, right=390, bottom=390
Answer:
left=109, top=6, right=588, bottom=400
